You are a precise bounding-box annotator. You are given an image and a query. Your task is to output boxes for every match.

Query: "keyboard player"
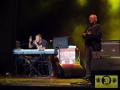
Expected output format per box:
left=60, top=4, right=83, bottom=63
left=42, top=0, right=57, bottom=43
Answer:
left=28, top=33, right=52, bottom=76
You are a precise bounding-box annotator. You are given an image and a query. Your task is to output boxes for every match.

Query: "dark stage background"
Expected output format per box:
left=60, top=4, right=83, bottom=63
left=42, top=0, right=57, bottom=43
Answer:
left=0, top=0, right=120, bottom=74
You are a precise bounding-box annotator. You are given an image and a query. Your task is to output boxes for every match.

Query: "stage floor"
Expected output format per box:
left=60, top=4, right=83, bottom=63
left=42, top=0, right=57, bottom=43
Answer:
left=0, top=76, right=91, bottom=88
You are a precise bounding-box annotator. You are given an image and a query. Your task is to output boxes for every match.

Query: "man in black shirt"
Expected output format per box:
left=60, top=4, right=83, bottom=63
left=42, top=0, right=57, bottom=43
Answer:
left=28, top=34, right=51, bottom=76
left=82, top=14, right=102, bottom=80
left=28, top=33, right=48, bottom=49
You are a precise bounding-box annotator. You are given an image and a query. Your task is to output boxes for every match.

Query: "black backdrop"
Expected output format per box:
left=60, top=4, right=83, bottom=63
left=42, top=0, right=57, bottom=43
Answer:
left=0, top=0, right=16, bottom=75
left=0, top=0, right=119, bottom=75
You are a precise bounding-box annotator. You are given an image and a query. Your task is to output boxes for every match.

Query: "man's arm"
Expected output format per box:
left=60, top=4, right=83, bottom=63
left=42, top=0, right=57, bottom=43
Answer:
left=28, top=36, right=33, bottom=48
left=82, top=31, right=92, bottom=39
left=82, top=26, right=93, bottom=39
left=91, top=24, right=102, bottom=39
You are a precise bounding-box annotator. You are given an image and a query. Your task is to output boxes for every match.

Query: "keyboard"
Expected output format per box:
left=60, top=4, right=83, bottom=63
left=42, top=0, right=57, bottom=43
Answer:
left=13, top=49, right=57, bottom=55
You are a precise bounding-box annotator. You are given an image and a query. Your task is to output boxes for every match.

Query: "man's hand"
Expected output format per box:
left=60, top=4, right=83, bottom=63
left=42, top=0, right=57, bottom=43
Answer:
left=34, top=40, right=38, bottom=46
left=82, top=33, right=86, bottom=37
left=87, top=31, right=91, bottom=35
left=34, top=41, right=40, bottom=49
left=28, top=36, right=33, bottom=48
left=29, top=36, right=32, bottom=43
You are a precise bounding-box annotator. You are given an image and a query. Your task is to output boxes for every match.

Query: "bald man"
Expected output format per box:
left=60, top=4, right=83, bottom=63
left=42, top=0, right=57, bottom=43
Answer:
left=82, top=14, right=102, bottom=80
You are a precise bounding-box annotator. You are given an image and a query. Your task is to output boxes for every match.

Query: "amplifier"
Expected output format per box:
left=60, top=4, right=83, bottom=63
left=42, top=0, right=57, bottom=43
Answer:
left=101, top=40, right=120, bottom=56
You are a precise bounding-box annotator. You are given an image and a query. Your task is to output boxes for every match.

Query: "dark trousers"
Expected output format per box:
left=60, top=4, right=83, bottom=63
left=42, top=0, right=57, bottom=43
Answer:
left=85, top=46, right=93, bottom=77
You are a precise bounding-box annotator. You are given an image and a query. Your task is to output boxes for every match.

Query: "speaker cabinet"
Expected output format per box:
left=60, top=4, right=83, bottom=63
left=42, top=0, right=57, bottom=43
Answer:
left=91, top=57, right=120, bottom=71
left=61, top=64, right=85, bottom=77
left=101, top=40, right=120, bottom=56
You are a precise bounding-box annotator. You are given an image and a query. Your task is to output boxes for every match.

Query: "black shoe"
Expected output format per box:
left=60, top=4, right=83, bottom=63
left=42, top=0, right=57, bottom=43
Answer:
left=83, top=76, right=91, bottom=81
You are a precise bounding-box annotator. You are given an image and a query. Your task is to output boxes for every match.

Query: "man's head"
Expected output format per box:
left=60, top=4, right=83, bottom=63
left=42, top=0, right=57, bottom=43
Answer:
left=89, top=14, right=97, bottom=24
left=35, top=34, right=42, bottom=42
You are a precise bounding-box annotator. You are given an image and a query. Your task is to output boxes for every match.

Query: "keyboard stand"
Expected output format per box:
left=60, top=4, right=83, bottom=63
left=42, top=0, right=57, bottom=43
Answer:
left=24, top=57, right=41, bottom=77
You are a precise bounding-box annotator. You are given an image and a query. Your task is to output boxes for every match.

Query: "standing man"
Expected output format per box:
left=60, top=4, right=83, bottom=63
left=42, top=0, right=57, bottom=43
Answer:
left=82, top=14, right=102, bottom=80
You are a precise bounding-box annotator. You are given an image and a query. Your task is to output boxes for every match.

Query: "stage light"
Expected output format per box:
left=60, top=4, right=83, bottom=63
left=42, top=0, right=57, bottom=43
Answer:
left=109, top=30, right=120, bottom=40
left=107, top=0, right=120, bottom=13
left=107, top=18, right=120, bottom=40
left=103, top=18, right=120, bottom=40
left=103, top=0, right=120, bottom=40
left=71, top=24, right=85, bottom=48
left=77, top=0, right=87, bottom=7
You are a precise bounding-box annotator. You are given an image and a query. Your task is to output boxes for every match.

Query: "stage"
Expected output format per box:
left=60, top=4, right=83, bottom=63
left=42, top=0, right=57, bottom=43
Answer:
left=0, top=76, right=91, bottom=88
left=0, top=63, right=92, bottom=87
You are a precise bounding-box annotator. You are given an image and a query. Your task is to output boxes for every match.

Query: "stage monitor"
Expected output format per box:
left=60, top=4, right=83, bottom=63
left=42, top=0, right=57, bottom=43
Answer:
left=53, top=36, right=68, bottom=49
